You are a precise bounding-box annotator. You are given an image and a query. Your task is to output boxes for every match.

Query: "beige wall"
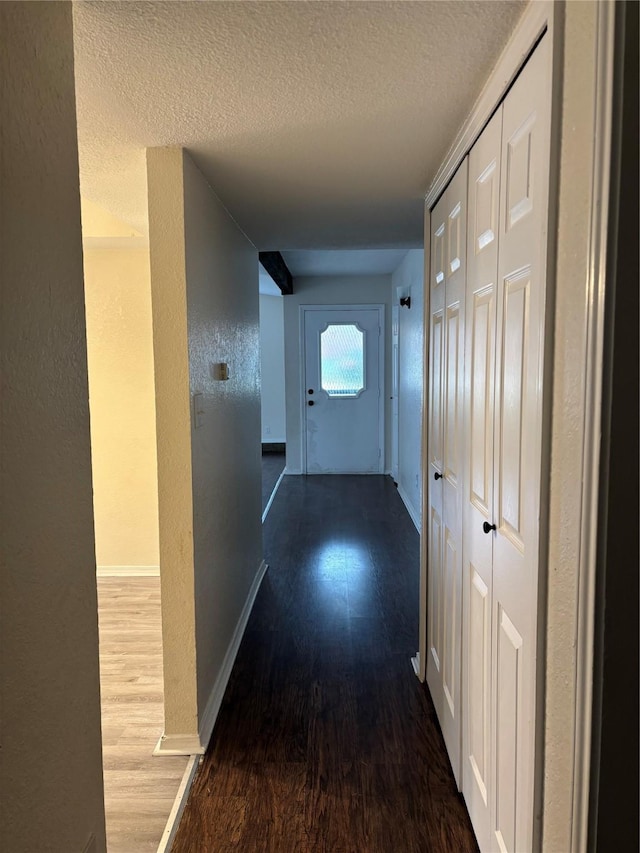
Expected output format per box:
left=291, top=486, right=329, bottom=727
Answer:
left=147, top=147, right=262, bottom=748
left=147, top=147, right=199, bottom=741
left=84, top=247, right=159, bottom=569
left=0, top=3, right=106, bottom=851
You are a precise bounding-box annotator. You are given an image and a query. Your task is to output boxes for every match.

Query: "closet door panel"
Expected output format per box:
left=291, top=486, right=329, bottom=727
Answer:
left=426, top=198, right=447, bottom=708
left=430, top=307, right=444, bottom=473
left=462, top=105, right=502, bottom=851
left=444, top=302, right=461, bottom=483
left=498, top=269, right=530, bottom=551
left=439, top=159, right=468, bottom=786
left=469, top=287, right=494, bottom=517
left=491, top=34, right=551, bottom=853
left=427, top=158, right=468, bottom=788
left=428, top=503, right=443, bottom=676
left=494, top=606, right=523, bottom=853
left=468, top=564, right=490, bottom=802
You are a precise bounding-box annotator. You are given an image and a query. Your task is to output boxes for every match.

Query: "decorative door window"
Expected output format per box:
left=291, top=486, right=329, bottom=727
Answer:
left=320, top=323, right=365, bottom=397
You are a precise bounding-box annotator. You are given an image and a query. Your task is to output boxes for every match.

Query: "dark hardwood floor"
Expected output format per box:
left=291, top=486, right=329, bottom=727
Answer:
left=262, top=451, right=286, bottom=513
left=172, top=475, right=478, bottom=852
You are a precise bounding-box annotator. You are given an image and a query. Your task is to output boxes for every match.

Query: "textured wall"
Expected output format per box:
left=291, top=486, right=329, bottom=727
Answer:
left=0, top=3, right=106, bottom=850
left=147, top=147, right=199, bottom=738
left=147, top=147, right=262, bottom=743
left=284, top=275, right=392, bottom=474
left=543, top=3, right=600, bottom=848
left=392, top=250, right=424, bottom=527
left=182, top=152, right=262, bottom=720
left=84, top=247, right=159, bottom=568
left=259, top=294, right=287, bottom=443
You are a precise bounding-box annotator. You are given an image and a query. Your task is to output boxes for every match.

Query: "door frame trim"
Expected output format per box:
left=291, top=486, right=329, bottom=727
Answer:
left=299, top=304, right=385, bottom=475
left=569, top=3, right=616, bottom=849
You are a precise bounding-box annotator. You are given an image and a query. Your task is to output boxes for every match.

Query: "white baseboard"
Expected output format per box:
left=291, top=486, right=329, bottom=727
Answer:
left=153, top=733, right=204, bottom=756
left=411, top=652, right=421, bottom=679
left=262, top=470, right=286, bottom=523
left=285, top=466, right=301, bottom=474
left=397, top=483, right=421, bottom=533
left=197, top=558, right=268, bottom=751
left=152, top=558, right=268, bottom=757
left=97, top=565, right=160, bottom=577
left=157, top=754, right=201, bottom=853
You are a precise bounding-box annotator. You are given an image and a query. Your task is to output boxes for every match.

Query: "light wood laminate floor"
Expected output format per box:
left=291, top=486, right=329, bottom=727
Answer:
left=98, top=577, right=188, bottom=852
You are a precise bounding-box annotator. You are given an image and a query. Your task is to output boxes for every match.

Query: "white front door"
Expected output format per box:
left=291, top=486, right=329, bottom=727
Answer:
left=303, top=306, right=384, bottom=474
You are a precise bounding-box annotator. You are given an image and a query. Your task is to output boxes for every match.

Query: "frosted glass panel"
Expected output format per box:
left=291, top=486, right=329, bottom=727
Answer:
left=320, top=324, right=365, bottom=397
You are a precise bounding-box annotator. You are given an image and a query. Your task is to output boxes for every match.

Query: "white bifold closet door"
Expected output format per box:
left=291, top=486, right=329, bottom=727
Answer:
left=462, top=34, right=551, bottom=853
left=462, top=103, right=502, bottom=850
left=426, top=157, right=468, bottom=786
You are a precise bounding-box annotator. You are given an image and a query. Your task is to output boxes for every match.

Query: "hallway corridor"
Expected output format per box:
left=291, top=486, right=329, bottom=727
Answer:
left=172, top=476, right=477, bottom=852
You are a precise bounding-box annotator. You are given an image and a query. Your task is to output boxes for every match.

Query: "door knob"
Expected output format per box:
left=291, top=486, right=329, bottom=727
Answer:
left=308, top=400, right=314, bottom=406
left=483, top=521, right=497, bottom=534
left=434, top=471, right=443, bottom=480
left=308, top=389, right=314, bottom=394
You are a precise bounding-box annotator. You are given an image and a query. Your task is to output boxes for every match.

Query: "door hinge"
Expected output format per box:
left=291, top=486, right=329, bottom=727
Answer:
left=378, top=448, right=382, bottom=458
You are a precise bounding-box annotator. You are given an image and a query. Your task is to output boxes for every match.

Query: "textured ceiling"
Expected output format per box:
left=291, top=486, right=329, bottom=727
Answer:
left=73, top=0, right=526, bottom=252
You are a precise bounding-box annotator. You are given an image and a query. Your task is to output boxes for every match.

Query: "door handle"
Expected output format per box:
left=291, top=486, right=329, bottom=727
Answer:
left=483, top=521, right=497, bottom=534
left=434, top=471, right=443, bottom=480
left=308, top=400, right=314, bottom=406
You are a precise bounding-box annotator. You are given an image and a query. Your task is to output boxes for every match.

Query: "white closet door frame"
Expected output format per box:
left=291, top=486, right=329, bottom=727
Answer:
left=421, top=2, right=557, bottom=690
left=420, top=2, right=617, bottom=850
left=420, top=0, right=558, bottom=846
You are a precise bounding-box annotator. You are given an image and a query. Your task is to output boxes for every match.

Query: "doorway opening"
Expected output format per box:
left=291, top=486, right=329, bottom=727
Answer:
left=259, top=262, right=287, bottom=520
left=81, top=199, right=187, bottom=850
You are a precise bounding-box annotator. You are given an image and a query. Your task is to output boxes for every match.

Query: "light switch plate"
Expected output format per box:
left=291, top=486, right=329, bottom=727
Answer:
left=213, top=362, right=230, bottom=381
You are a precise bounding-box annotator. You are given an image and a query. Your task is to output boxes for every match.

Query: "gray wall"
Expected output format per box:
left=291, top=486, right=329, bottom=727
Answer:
left=0, top=3, right=106, bottom=850
left=182, top=153, right=263, bottom=720
left=147, top=147, right=263, bottom=746
left=284, top=274, right=392, bottom=474
left=259, top=294, right=287, bottom=443
left=392, top=250, right=424, bottom=527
